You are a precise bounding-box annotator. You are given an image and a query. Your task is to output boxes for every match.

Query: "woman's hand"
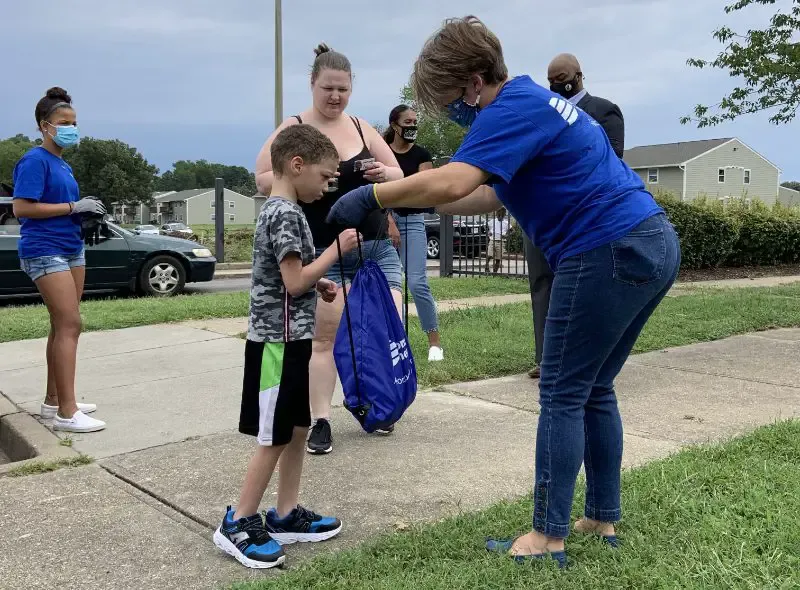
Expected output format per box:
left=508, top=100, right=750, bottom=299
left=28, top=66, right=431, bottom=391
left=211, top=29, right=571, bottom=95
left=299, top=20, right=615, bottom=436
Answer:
left=387, top=214, right=401, bottom=249
left=72, top=197, right=106, bottom=216
left=362, top=161, right=390, bottom=183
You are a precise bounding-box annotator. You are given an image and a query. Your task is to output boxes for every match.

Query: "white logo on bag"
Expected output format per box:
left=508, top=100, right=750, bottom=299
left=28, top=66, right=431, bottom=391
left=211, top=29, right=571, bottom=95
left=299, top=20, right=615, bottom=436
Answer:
left=389, top=339, right=409, bottom=367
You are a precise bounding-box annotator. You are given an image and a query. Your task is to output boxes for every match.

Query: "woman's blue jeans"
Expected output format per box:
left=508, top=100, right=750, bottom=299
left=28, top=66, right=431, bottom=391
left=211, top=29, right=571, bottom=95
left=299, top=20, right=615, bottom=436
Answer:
left=534, top=213, right=681, bottom=537
left=395, top=214, right=439, bottom=333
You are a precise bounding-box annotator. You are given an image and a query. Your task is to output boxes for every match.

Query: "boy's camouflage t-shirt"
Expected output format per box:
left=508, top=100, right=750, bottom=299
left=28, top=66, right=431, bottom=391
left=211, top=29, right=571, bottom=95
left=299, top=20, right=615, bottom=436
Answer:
left=247, top=197, right=317, bottom=342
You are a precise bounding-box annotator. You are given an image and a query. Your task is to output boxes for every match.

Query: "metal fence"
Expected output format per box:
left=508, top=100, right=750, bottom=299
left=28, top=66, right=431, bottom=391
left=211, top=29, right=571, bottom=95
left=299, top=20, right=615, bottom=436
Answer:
left=436, top=212, right=530, bottom=279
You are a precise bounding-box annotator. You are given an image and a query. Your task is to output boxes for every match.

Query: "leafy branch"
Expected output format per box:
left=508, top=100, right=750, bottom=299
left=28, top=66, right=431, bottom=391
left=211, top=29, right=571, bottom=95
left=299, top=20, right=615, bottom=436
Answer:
left=681, top=0, right=800, bottom=127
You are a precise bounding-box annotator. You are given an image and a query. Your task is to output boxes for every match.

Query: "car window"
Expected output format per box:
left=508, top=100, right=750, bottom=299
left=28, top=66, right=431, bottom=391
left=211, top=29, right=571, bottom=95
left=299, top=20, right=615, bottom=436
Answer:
left=107, top=222, right=132, bottom=236
left=0, top=225, right=21, bottom=236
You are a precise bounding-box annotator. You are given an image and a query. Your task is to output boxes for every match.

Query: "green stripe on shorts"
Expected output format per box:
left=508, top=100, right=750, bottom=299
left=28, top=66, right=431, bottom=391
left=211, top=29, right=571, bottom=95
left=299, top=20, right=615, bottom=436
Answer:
left=259, top=342, right=285, bottom=392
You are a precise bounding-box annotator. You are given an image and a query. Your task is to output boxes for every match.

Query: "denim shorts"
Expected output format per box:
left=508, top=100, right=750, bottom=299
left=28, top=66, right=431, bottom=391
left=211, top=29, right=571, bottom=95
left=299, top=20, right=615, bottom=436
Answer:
left=316, top=239, right=402, bottom=291
left=20, top=250, right=86, bottom=283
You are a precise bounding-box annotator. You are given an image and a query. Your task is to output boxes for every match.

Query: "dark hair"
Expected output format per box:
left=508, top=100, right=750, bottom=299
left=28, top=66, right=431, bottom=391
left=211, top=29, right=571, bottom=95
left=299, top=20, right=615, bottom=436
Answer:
left=271, top=124, right=339, bottom=176
left=310, top=43, right=352, bottom=83
left=383, top=104, right=413, bottom=144
left=35, top=87, right=74, bottom=127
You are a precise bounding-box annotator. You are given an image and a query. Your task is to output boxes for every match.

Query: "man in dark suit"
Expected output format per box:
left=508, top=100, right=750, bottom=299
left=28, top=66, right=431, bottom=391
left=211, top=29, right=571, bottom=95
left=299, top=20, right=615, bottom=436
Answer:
left=523, top=53, right=625, bottom=378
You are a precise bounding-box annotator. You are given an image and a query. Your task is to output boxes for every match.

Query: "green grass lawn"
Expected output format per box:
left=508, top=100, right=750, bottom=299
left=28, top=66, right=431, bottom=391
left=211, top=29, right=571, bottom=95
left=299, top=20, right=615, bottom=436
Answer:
left=230, top=420, right=800, bottom=590
left=0, top=277, right=528, bottom=344
left=410, top=283, right=800, bottom=387
left=2, top=283, right=798, bottom=389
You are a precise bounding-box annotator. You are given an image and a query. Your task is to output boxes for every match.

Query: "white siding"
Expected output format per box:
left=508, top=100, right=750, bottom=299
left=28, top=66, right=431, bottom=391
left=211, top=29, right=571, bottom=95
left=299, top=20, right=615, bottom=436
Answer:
left=683, top=139, right=778, bottom=205
left=778, top=186, right=800, bottom=207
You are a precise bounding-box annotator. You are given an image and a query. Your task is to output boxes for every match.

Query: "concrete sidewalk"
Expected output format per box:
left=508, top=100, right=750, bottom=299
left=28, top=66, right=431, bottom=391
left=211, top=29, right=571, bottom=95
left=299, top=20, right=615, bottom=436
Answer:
left=0, top=325, right=798, bottom=589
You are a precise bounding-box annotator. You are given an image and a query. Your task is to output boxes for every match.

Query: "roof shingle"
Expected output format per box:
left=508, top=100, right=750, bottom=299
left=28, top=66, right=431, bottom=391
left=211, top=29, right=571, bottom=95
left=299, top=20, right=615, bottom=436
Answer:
left=623, top=138, right=733, bottom=169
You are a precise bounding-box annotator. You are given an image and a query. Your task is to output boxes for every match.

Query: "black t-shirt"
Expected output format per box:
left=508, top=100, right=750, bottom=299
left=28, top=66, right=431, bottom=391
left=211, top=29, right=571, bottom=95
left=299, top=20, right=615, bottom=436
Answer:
left=391, top=144, right=433, bottom=216
left=297, top=115, right=390, bottom=248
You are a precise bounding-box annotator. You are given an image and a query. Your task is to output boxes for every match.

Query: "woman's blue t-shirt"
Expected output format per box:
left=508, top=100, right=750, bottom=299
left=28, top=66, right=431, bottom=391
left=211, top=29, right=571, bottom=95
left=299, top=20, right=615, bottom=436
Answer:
left=450, top=75, right=662, bottom=270
left=13, top=147, right=82, bottom=259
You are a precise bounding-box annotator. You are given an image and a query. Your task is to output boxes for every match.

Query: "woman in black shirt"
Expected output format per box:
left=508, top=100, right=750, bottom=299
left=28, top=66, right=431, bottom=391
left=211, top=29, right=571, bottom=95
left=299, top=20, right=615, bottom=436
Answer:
left=385, top=104, right=443, bottom=361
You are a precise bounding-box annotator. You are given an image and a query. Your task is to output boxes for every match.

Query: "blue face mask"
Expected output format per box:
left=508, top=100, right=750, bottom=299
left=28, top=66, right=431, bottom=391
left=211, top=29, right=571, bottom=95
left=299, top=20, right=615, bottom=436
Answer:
left=46, top=123, right=80, bottom=148
left=446, top=92, right=480, bottom=128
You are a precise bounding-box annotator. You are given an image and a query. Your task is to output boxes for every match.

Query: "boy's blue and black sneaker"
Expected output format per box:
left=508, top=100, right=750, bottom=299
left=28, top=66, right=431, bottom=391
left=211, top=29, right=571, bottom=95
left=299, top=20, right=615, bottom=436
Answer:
left=213, top=506, right=285, bottom=569
left=265, top=505, right=342, bottom=544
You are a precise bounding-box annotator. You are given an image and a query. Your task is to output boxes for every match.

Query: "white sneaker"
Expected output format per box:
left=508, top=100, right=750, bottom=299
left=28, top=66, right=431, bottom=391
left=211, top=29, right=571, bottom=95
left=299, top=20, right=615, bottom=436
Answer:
left=52, top=410, right=106, bottom=433
left=41, top=402, right=97, bottom=420
left=428, top=346, right=444, bottom=362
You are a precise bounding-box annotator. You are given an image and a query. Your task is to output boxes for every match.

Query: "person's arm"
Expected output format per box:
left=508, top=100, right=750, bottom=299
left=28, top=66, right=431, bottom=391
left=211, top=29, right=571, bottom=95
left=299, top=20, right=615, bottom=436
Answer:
left=12, top=156, right=73, bottom=218
left=361, top=119, right=404, bottom=183
left=375, top=161, right=490, bottom=208
left=268, top=205, right=360, bottom=296
left=600, top=103, right=625, bottom=159
left=436, top=184, right=501, bottom=215
left=13, top=199, right=73, bottom=219
left=327, top=106, right=555, bottom=225
left=279, top=246, right=342, bottom=297
left=255, top=117, right=301, bottom=195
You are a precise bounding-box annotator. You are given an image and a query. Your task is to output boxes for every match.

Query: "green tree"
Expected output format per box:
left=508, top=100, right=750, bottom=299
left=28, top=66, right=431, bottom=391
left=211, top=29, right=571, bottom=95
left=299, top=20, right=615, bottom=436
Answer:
left=397, top=85, right=466, bottom=163
left=63, top=138, right=158, bottom=207
left=681, top=0, right=800, bottom=127
left=0, top=135, right=38, bottom=186
left=782, top=180, right=800, bottom=191
left=155, top=160, right=257, bottom=195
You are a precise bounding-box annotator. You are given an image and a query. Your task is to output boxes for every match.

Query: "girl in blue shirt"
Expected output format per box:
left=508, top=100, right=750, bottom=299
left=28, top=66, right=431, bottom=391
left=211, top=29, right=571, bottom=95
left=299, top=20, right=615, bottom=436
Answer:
left=328, top=16, right=681, bottom=566
left=13, top=87, right=107, bottom=434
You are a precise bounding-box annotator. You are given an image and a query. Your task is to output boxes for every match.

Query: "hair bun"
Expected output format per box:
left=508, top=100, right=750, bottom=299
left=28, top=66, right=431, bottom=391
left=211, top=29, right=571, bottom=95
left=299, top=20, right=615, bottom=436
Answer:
left=313, top=43, right=332, bottom=57
left=45, top=87, right=71, bottom=103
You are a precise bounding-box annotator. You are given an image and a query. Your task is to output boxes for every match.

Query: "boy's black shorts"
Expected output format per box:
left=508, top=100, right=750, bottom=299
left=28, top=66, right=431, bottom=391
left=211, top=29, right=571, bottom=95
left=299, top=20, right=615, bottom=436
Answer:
left=239, top=339, right=312, bottom=446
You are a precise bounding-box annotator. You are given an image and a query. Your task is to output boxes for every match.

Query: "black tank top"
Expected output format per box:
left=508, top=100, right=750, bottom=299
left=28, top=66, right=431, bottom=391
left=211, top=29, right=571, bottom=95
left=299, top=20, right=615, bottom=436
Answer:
left=293, top=115, right=389, bottom=247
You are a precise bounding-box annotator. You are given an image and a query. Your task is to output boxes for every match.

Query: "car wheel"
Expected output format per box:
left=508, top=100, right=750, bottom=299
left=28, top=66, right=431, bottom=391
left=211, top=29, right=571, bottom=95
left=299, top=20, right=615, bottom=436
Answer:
left=139, top=255, right=186, bottom=297
left=427, top=235, right=440, bottom=259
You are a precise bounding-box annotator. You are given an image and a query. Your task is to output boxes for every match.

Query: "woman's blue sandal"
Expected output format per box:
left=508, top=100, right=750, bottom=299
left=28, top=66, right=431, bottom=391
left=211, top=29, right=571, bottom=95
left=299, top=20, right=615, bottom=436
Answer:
left=486, top=538, right=568, bottom=569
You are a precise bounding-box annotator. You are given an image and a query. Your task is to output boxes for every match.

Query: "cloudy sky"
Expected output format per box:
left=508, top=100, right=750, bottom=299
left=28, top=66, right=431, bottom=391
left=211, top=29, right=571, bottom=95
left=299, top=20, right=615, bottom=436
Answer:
left=3, top=0, right=798, bottom=181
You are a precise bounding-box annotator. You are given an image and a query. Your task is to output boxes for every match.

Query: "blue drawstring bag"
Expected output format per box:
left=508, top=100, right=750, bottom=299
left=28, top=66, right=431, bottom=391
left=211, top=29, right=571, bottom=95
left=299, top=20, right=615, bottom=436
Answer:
left=333, top=249, right=417, bottom=433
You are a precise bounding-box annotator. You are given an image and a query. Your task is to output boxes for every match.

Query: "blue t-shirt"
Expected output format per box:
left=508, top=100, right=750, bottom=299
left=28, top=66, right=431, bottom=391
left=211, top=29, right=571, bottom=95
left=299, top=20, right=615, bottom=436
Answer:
left=13, top=147, right=82, bottom=259
left=451, top=75, right=662, bottom=270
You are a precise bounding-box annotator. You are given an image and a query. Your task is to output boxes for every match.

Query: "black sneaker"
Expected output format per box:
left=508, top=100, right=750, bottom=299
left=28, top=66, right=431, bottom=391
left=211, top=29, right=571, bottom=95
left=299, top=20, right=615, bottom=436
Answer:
left=307, top=419, right=332, bottom=454
left=374, top=424, right=395, bottom=435
left=213, top=506, right=285, bottom=569
left=265, top=505, right=342, bottom=544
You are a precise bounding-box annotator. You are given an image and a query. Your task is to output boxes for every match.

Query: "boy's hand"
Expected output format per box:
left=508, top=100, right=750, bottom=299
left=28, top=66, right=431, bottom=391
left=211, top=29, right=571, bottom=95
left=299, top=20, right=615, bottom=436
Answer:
left=316, top=279, right=338, bottom=303
left=336, top=228, right=361, bottom=254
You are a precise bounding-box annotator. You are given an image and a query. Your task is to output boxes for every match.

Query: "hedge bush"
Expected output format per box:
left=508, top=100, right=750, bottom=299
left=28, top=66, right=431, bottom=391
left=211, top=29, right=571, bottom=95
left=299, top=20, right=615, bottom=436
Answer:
left=653, top=194, right=740, bottom=269
left=654, top=193, right=800, bottom=269
left=500, top=192, right=800, bottom=269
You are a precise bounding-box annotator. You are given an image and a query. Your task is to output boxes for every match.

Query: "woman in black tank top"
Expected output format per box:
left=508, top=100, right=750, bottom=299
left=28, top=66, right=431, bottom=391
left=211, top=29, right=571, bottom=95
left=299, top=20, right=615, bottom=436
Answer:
left=292, top=115, right=391, bottom=247
left=253, top=44, right=405, bottom=454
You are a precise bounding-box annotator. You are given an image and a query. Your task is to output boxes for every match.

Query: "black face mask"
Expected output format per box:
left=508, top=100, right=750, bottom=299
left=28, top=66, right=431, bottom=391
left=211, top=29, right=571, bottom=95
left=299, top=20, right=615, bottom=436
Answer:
left=396, top=125, right=418, bottom=142
left=550, top=77, right=581, bottom=99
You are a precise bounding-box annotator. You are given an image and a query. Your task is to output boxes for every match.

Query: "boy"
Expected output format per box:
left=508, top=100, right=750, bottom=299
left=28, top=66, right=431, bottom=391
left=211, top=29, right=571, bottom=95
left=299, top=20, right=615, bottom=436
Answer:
left=213, top=124, right=360, bottom=569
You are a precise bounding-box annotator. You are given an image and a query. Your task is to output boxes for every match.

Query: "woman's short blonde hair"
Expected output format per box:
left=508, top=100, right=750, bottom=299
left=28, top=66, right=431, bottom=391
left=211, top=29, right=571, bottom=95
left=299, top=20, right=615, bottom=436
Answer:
left=411, top=15, right=508, bottom=115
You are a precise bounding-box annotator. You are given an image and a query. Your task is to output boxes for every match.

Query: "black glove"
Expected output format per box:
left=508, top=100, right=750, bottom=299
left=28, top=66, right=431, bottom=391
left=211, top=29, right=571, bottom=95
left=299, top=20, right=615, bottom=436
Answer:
left=80, top=213, right=108, bottom=247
